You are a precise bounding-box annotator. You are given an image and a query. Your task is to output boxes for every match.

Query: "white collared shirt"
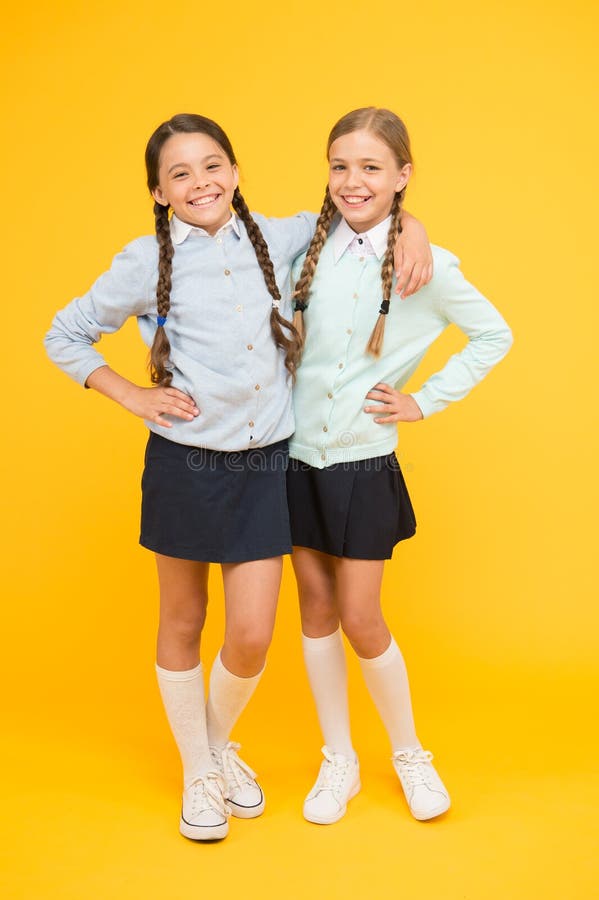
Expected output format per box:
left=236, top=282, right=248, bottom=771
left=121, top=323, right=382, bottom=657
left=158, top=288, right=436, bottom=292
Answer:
left=170, top=212, right=241, bottom=245
left=333, top=215, right=392, bottom=263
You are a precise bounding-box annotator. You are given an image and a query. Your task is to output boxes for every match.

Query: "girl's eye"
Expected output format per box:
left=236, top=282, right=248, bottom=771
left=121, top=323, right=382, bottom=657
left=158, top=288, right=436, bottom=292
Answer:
left=173, top=172, right=188, bottom=178
left=207, top=164, right=220, bottom=170
left=365, top=166, right=380, bottom=172
left=331, top=165, right=345, bottom=171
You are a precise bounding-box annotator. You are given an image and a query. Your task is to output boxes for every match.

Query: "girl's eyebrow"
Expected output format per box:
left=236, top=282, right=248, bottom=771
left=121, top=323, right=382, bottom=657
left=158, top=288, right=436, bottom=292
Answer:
left=167, top=154, right=224, bottom=174
left=330, top=156, right=384, bottom=164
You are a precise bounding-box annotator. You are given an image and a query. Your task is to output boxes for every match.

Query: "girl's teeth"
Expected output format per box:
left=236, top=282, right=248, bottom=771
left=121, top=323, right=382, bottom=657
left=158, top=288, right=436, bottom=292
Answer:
left=191, top=196, right=217, bottom=206
left=344, top=197, right=369, bottom=205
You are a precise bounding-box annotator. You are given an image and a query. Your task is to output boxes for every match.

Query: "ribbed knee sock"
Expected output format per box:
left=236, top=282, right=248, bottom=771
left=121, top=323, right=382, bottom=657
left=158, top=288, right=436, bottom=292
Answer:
left=302, top=628, right=355, bottom=758
left=358, top=637, right=421, bottom=751
left=155, top=661, right=213, bottom=788
left=206, top=650, right=264, bottom=749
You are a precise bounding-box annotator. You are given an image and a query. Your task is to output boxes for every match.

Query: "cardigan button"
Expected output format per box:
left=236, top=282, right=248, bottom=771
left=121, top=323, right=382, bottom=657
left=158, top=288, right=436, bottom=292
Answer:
left=224, top=269, right=231, bottom=276
left=321, top=454, right=326, bottom=461
left=249, top=420, right=255, bottom=427
left=327, top=392, right=333, bottom=399
left=323, top=426, right=328, bottom=433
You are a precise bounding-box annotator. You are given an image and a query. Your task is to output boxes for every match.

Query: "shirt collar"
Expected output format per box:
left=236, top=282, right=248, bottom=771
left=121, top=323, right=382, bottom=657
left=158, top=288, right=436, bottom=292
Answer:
left=170, top=212, right=241, bottom=245
left=332, top=215, right=392, bottom=263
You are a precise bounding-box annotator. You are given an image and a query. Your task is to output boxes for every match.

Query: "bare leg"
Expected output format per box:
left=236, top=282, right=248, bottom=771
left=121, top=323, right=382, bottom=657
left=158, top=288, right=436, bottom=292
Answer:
left=205, top=557, right=282, bottom=819
left=153, top=555, right=228, bottom=838
left=336, top=557, right=419, bottom=750
left=155, top=553, right=209, bottom=670
left=293, top=548, right=354, bottom=756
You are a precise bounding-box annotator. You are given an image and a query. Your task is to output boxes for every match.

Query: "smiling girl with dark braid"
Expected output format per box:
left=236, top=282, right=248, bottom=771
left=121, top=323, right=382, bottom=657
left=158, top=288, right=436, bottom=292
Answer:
left=44, top=113, right=432, bottom=843
left=287, top=107, right=513, bottom=825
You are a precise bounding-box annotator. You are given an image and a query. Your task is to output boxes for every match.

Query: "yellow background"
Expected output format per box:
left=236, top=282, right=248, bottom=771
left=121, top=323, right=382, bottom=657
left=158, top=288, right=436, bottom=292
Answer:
left=2, top=1, right=597, bottom=897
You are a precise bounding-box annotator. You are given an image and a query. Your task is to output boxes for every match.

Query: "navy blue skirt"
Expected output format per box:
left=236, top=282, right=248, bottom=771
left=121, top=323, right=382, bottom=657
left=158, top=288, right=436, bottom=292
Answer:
left=287, top=453, right=416, bottom=560
left=140, top=432, right=292, bottom=563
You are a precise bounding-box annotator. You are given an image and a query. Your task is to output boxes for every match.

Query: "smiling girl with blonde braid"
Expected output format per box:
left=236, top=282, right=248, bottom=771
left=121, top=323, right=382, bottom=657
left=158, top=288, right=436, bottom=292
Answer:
left=287, top=107, right=513, bottom=825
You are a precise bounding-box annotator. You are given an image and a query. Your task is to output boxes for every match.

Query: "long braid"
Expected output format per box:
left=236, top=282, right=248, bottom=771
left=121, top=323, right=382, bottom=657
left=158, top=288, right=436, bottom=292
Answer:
left=366, top=191, right=404, bottom=357
left=149, top=202, right=174, bottom=385
left=292, top=187, right=337, bottom=341
left=232, top=188, right=302, bottom=379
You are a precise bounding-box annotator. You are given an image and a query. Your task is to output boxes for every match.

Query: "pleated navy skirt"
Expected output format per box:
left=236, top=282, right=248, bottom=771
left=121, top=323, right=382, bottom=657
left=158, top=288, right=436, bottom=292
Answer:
left=287, top=453, right=416, bottom=560
left=140, top=432, right=292, bottom=563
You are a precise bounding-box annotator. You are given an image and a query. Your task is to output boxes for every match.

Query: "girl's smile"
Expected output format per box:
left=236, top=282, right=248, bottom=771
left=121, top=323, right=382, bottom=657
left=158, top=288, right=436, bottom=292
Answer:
left=328, top=129, right=411, bottom=233
left=152, top=132, right=239, bottom=235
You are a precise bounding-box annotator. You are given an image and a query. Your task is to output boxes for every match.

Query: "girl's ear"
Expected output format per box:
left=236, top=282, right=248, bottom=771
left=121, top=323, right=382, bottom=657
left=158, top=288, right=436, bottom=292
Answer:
left=232, top=164, right=239, bottom=190
left=152, top=187, right=169, bottom=207
left=395, top=163, right=413, bottom=193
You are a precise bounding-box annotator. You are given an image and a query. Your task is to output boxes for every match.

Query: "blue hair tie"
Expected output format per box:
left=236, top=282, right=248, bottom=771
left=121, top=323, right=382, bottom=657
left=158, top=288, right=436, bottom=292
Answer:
left=157, top=315, right=167, bottom=327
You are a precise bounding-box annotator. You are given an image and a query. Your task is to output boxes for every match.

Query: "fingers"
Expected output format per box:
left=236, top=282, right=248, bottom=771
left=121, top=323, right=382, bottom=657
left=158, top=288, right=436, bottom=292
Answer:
left=394, top=259, right=434, bottom=297
left=398, top=262, right=424, bottom=298
left=153, top=414, right=173, bottom=428
left=394, top=259, right=410, bottom=297
left=365, top=384, right=393, bottom=401
left=393, top=245, right=405, bottom=282
left=160, top=388, right=200, bottom=420
left=373, top=414, right=400, bottom=424
left=164, top=387, right=199, bottom=410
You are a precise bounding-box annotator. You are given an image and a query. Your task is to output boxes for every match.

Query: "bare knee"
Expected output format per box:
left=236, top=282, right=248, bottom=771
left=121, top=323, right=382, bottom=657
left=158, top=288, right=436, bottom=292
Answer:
left=163, top=607, right=206, bottom=642
left=223, top=624, right=273, bottom=675
left=340, top=609, right=390, bottom=658
left=294, top=552, right=338, bottom=636
left=299, top=587, right=338, bottom=636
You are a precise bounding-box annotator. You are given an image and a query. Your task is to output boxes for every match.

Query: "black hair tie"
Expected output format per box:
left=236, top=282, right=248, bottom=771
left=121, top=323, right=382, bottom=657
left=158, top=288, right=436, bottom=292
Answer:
left=294, top=300, right=307, bottom=312
left=378, top=299, right=390, bottom=316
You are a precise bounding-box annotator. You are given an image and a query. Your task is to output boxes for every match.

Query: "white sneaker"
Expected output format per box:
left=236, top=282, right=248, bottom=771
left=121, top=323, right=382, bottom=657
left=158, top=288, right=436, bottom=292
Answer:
left=303, top=746, right=361, bottom=825
left=180, top=771, right=230, bottom=841
left=210, top=742, right=265, bottom=819
left=392, top=748, right=450, bottom=821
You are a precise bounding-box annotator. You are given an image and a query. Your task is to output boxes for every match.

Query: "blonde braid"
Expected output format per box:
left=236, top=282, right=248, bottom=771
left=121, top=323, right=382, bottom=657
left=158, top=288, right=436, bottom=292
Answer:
left=232, top=188, right=302, bottom=379
left=366, top=191, right=404, bottom=357
left=149, top=202, right=174, bottom=385
left=292, top=188, right=337, bottom=341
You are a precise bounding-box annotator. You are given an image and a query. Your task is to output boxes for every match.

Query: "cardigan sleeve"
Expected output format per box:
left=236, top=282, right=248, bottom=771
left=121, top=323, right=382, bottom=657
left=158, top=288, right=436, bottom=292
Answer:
left=410, top=251, right=513, bottom=417
left=44, top=237, right=156, bottom=387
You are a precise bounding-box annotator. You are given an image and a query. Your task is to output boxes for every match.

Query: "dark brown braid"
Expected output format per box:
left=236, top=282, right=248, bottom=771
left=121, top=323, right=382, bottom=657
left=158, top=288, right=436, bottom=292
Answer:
left=149, top=201, right=175, bottom=385
left=232, top=187, right=302, bottom=379
left=366, top=190, right=404, bottom=357
left=291, top=187, right=337, bottom=341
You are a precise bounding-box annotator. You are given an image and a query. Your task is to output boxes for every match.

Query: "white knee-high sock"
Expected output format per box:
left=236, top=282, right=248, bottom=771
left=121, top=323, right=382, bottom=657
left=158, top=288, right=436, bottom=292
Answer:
left=358, top=637, right=421, bottom=751
left=155, top=662, right=214, bottom=788
left=206, top=651, right=264, bottom=749
left=302, top=628, right=355, bottom=759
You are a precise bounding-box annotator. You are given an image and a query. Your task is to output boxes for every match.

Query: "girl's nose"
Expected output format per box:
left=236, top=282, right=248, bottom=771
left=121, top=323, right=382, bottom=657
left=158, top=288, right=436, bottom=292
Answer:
left=345, top=169, right=362, bottom=189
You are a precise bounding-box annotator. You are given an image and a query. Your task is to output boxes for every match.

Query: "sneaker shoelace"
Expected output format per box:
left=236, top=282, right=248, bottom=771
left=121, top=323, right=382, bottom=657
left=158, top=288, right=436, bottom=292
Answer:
left=314, top=746, right=352, bottom=794
left=392, top=749, right=436, bottom=788
left=188, top=772, right=231, bottom=818
left=213, top=741, right=258, bottom=793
